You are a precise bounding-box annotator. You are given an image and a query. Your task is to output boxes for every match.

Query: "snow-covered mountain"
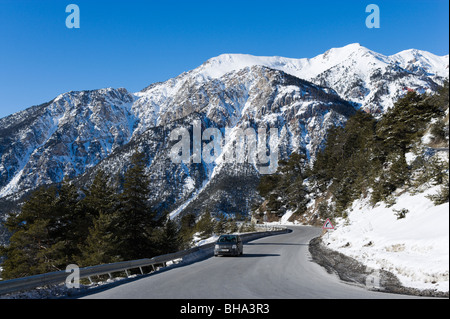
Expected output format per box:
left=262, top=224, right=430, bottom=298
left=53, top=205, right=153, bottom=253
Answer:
left=0, top=44, right=448, bottom=224
left=122, top=43, right=449, bottom=137
left=186, top=43, right=448, bottom=113
left=0, top=88, right=136, bottom=198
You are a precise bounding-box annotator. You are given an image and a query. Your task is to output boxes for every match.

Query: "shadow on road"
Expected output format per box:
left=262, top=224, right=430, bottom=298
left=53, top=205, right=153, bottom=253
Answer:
left=246, top=242, right=308, bottom=246
left=215, top=253, right=280, bottom=258
left=239, top=253, right=280, bottom=258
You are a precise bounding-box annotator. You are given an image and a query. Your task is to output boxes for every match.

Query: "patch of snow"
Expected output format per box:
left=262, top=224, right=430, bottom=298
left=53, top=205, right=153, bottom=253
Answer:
left=405, top=152, right=417, bottom=166
left=182, top=176, right=196, bottom=196
left=323, top=186, right=449, bottom=293
left=191, top=233, right=219, bottom=247
left=280, top=209, right=295, bottom=224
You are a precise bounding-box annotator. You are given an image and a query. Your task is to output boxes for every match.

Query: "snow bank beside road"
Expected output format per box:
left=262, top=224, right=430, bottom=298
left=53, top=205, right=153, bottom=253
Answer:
left=322, top=186, right=449, bottom=293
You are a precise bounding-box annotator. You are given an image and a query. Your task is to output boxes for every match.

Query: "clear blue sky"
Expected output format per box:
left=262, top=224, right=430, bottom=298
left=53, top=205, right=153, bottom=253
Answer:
left=0, top=0, right=448, bottom=118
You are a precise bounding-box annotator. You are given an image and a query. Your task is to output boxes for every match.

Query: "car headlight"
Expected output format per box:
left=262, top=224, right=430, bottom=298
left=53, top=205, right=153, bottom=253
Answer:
left=232, top=245, right=237, bottom=249
left=215, top=245, right=220, bottom=250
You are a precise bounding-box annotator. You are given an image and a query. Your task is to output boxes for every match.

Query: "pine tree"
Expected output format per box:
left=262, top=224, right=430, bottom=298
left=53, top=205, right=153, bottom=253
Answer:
left=50, top=177, right=81, bottom=265
left=179, top=213, right=197, bottom=248
left=1, top=186, right=58, bottom=279
left=377, top=91, right=442, bottom=154
left=77, top=170, right=119, bottom=266
left=256, top=151, right=310, bottom=217
left=195, top=211, right=215, bottom=239
left=214, top=214, right=227, bottom=235
left=387, top=152, right=410, bottom=189
left=317, top=201, right=332, bottom=220
left=157, top=213, right=182, bottom=255
left=80, top=169, right=117, bottom=219
left=112, top=151, right=158, bottom=260
left=226, top=217, right=239, bottom=233
left=1, top=219, right=50, bottom=279
left=256, top=174, right=281, bottom=198
left=77, top=212, right=119, bottom=267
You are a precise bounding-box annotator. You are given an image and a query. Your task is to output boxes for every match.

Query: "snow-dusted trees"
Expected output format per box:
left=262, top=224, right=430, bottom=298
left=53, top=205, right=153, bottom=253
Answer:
left=310, top=84, right=448, bottom=215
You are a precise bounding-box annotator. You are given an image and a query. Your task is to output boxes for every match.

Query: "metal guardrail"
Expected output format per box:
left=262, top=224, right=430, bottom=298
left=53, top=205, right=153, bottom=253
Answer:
left=0, top=226, right=288, bottom=296
left=254, top=224, right=287, bottom=231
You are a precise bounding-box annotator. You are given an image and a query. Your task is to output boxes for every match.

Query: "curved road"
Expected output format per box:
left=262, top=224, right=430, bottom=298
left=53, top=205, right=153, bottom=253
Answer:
left=81, top=226, right=413, bottom=299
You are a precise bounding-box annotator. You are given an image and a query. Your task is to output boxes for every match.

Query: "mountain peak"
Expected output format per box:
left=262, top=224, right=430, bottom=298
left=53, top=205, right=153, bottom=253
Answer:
left=390, top=48, right=449, bottom=78
left=323, top=43, right=365, bottom=55
left=198, top=53, right=299, bottom=79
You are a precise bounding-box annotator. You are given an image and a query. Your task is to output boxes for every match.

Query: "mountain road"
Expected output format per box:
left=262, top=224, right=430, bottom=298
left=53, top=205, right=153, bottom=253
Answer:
left=80, top=226, right=417, bottom=299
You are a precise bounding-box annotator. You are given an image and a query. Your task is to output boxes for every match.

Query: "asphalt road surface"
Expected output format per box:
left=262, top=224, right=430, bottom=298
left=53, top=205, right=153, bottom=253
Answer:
left=81, top=226, right=416, bottom=299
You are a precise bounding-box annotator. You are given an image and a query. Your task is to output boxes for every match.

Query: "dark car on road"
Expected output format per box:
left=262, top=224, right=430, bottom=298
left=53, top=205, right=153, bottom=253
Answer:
left=214, top=234, right=243, bottom=257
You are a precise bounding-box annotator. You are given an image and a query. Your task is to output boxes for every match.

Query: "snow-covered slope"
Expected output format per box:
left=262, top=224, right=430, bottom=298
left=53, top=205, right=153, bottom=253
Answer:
left=391, top=49, right=449, bottom=78
left=192, top=43, right=375, bottom=81
left=323, top=186, right=449, bottom=293
left=0, top=88, right=136, bottom=198
left=177, top=43, right=448, bottom=113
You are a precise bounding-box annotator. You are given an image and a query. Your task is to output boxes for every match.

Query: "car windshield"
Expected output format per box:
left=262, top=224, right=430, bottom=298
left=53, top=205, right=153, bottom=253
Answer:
left=218, top=235, right=237, bottom=243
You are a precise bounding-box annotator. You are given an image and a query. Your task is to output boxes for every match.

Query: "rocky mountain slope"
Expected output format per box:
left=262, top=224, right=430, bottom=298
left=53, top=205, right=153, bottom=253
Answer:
left=0, top=44, right=448, bottom=230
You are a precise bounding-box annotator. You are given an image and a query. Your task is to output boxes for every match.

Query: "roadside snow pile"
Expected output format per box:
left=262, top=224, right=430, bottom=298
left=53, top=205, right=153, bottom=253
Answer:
left=323, top=186, right=449, bottom=293
left=191, top=233, right=219, bottom=247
